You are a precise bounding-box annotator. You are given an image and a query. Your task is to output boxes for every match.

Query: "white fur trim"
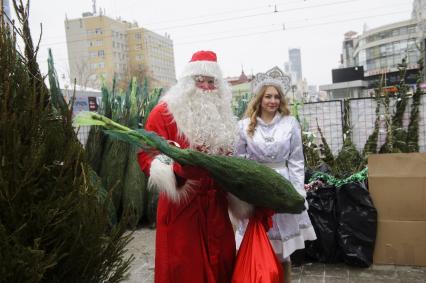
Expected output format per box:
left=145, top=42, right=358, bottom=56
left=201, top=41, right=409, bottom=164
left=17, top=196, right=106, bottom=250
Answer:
left=179, top=61, right=223, bottom=79
left=227, top=193, right=254, bottom=220
left=148, top=159, right=194, bottom=203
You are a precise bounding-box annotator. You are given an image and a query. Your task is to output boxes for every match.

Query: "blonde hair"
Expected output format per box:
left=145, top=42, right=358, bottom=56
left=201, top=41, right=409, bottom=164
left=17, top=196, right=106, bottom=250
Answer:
left=244, top=85, right=290, bottom=137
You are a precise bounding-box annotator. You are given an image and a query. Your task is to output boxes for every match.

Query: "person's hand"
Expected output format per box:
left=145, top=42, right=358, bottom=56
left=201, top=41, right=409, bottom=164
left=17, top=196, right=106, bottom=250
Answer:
left=173, top=162, right=209, bottom=180
left=254, top=208, right=275, bottom=231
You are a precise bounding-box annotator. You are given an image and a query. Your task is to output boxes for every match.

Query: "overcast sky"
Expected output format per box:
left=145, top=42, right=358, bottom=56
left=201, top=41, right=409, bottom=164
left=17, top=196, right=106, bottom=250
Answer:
left=21, top=0, right=414, bottom=86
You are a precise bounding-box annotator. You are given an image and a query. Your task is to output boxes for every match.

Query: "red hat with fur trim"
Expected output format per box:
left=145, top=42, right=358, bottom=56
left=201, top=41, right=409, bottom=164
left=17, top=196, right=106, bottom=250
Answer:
left=180, top=50, right=223, bottom=79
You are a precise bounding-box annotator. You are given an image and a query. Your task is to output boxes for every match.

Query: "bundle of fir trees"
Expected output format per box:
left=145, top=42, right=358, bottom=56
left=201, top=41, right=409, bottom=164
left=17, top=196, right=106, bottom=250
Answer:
left=0, top=1, right=132, bottom=281
left=84, top=77, right=162, bottom=226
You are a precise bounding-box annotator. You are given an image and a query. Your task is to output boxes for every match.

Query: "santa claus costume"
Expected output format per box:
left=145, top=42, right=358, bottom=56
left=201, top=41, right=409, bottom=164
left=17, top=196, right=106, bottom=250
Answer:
left=138, top=51, right=250, bottom=283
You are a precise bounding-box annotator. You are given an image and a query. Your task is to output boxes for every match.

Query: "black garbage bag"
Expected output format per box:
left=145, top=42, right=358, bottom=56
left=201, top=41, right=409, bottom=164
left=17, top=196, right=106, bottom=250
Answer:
left=336, top=181, right=377, bottom=267
left=305, top=184, right=342, bottom=263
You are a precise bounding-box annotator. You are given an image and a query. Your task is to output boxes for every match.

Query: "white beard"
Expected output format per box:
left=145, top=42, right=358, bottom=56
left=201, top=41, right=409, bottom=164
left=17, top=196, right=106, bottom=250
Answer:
left=161, top=77, right=237, bottom=155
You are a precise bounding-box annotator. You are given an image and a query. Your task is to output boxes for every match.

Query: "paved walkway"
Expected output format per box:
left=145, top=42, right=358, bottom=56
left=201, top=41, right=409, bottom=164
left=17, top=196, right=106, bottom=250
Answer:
left=124, top=228, right=426, bottom=283
left=124, top=229, right=155, bottom=283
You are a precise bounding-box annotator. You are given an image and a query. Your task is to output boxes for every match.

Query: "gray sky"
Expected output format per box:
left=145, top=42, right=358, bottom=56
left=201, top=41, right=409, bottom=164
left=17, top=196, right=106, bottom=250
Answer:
left=24, top=0, right=413, bottom=86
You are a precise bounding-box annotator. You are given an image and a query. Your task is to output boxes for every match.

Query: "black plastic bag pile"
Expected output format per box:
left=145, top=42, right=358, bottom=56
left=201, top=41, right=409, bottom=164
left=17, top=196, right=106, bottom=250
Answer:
left=304, top=169, right=377, bottom=267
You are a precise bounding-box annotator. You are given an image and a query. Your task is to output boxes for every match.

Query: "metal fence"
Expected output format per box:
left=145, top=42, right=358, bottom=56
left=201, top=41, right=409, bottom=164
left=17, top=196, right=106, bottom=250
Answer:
left=75, top=95, right=426, bottom=153
left=349, top=95, right=426, bottom=153
left=297, top=100, right=344, bottom=155
left=298, top=95, right=426, bottom=154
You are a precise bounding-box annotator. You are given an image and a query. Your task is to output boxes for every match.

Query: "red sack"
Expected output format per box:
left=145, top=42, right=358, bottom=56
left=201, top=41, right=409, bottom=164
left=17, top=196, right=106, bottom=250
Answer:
left=231, top=209, right=284, bottom=283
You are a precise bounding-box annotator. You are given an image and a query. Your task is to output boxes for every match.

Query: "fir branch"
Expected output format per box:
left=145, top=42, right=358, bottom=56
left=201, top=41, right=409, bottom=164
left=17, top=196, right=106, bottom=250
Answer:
left=316, top=118, right=335, bottom=168
left=363, top=91, right=381, bottom=156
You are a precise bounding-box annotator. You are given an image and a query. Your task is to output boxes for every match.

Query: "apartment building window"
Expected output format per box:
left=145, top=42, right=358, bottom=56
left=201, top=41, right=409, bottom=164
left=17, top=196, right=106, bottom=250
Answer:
left=135, top=33, right=142, bottom=40
left=136, top=44, right=143, bottom=50
left=95, top=28, right=103, bottom=35
left=98, top=50, right=105, bottom=57
left=91, top=62, right=105, bottom=69
left=90, top=40, right=103, bottom=47
left=89, top=51, right=97, bottom=58
left=136, top=54, right=143, bottom=61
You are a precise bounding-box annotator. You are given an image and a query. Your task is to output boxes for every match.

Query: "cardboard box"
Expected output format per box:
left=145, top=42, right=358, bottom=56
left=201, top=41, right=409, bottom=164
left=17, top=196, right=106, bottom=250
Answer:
left=368, top=177, right=426, bottom=221
left=368, top=153, right=426, bottom=266
left=373, top=220, right=426, bottom=266
left=368, top=153, right=426, bottom=178
left=368, top=153, right=426, bottom=221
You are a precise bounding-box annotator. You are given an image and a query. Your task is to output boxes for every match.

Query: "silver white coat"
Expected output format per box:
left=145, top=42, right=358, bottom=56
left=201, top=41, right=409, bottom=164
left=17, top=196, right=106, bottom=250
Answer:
left=234, top=113, right=316, bottom=260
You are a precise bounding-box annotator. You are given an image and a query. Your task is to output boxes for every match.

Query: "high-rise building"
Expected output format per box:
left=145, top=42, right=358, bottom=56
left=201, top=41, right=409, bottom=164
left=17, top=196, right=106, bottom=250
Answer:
left=128, top=27, right=175, bottom=88
left=65, top=12, right=176, bottom=89
left=288, top=48, right=302, bottom=82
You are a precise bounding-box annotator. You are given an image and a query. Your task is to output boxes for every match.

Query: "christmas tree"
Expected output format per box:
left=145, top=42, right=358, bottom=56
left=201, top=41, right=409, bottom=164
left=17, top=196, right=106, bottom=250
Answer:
left=0, top=1, right=132, bottom=281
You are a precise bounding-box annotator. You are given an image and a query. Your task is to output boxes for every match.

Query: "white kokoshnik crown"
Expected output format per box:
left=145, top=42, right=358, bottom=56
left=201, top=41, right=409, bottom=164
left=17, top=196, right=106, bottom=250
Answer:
left=251, top=66, right=292, bottom=96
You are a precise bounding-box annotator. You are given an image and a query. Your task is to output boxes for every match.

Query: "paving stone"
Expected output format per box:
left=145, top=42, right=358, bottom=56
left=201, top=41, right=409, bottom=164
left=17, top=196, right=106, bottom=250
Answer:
left=123, top=228, right=426, bottom=283
left=302, top=262, right=325, bottom=276
left=323, top=277, right=350, bottom=283
left=292, top=266, right=303, bottom=275
left=325, top=263, right=349, bottom=278
left=396, top=266, right=426, bottom=283
left=291, top=273, right=302, bottom=283
left=371, top=264, right=396, bottom=271
left=348, top=265, right=397, bottom=280
left=300, top=275, right=325, bottom=283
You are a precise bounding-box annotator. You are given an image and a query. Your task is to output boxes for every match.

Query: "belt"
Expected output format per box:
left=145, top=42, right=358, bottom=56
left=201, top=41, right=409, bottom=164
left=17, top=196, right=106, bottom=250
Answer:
left=261, top=161, right=287, bottom=170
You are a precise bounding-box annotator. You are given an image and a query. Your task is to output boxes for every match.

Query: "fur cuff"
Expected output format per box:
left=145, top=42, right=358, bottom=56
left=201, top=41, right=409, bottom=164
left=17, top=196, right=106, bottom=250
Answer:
left=227, top=193, right=254, bottom=220
left=148, top=159, right=194, bottom=203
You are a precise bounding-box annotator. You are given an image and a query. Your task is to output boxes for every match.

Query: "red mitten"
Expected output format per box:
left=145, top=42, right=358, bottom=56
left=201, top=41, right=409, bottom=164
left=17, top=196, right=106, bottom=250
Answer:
left=173, top=163, right=210, bottom=180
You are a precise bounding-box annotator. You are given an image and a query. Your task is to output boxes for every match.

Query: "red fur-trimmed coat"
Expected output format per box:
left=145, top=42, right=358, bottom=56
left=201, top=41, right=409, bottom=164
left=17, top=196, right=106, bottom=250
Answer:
left=137, top=102, right=236, bottom=283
